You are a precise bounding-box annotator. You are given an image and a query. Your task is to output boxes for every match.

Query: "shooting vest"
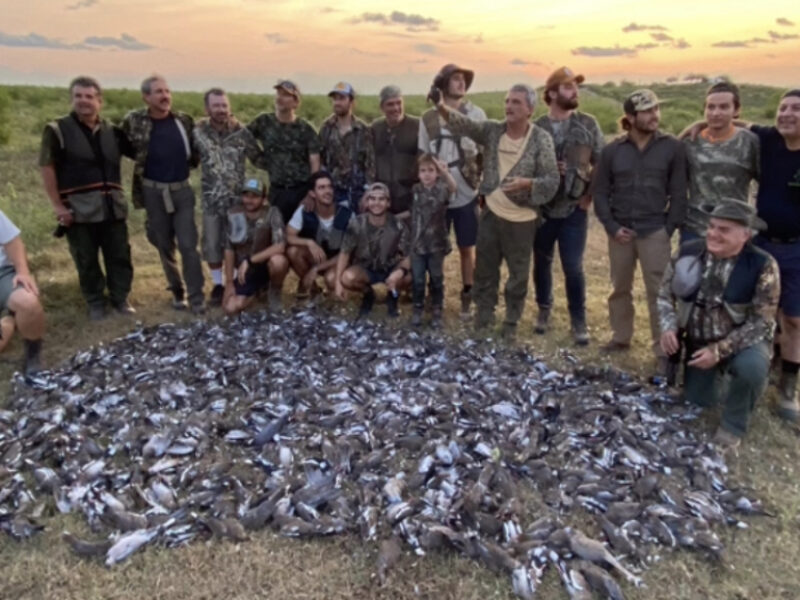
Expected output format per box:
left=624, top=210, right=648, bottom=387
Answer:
left=675, top=239, right=770, bottom=328
left=47, top=115, right=126, bottom=222
left=371, top=116, right=419, bottom=214
left=421, top=105, right=482, bottom=190
left=299, top=205, right=352, bottom=258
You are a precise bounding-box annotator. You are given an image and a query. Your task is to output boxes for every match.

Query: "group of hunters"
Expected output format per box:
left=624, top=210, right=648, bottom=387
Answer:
left=0, top=63, right=798, bottom=450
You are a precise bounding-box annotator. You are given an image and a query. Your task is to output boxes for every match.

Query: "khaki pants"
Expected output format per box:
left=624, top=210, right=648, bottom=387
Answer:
left=607, top=228, right=671, bottom=357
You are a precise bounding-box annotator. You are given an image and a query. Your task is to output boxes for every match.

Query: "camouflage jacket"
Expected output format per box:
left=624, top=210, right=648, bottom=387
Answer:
left=410, top=180, right=451, bottom=255
left=657, top=242, right=779, bottom=360
left=318, top=114, right=374, bottom=192
left=342, top=213, right=410, bottom=272
left=226, top=205, right=285, bottom=266
left=247, top=113, right=321, bottom=188
left=192, top=118, right=263, bottom=215
left=684, top=128, right=760, bottom=236
left=535, top=111, right=604, bottom=218
left=446, top=110, right=559, bottom=210
left=119, top=109, right=196, bottom=208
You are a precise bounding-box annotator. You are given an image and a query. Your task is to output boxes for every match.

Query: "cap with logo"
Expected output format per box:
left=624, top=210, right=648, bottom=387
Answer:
left=241, top=178, right=266, bottom=196
left=623, top=89, right=663, bottom=114
left=328, top=82, right=355, bottom=98
left=545, top=67, right=585, bottom=90
left=274, top=80, right=300, bottom=99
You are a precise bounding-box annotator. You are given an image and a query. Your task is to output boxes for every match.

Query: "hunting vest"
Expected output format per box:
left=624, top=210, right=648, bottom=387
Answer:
left=299, top=205, right=352, bottom=258
left=422, top=106, right=482, bottom=189
left=47, top=115, right=126, bottom=222
left=676, top=239, right=769, bottom=327
left=372, top=117, right=419, bottom=213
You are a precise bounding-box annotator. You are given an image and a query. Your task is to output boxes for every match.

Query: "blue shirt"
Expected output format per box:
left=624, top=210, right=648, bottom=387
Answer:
left=144, top=117, right=189, bottom=183
left=752, top=125, right=800, bottom=239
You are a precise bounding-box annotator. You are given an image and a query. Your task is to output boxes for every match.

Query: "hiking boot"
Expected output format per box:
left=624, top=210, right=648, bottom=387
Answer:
left=23, top=339, right=43, bottom=378
left=411, top=307, right=423, bottom=327
left=268, top=288, right=283, bottom=311
left=776, top=371, right=799, bottom=423
left=358, top=288, right=375, bottom=318
left=88, top=304, right=106, bottom=321
left=431, top=306, right=443, bottom=329
left=209, top=284, right=225, bottom=307
left=112, top=299, right=136, bottom=315
left=601, top=340, right=631, bottom=353
left=459, top=289, right=472, bottom=320
left=386, top=290, right=400, bottom=318
left=534, top=308, right=550, bottom=335
left=172, top=289, right=188, bottom=311
left=571, top=320, right=589, bottom=346
left=190, top=301, right=206, bottom=316
left=712, top=427, right=741, bottom=450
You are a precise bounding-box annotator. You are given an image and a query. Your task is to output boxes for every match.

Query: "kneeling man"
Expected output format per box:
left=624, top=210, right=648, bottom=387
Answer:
left=335, top=182, right=411, bottom=317
left=223, top=179, right=288, bottom=314
left=658, top=199, right=779, bottom=448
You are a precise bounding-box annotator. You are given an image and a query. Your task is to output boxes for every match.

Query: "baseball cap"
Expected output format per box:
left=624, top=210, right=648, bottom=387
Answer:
left=623, top=89, right=662, bottom=114
left=274, top=79, right=300, bottom=99
left=545, top=67, right=585, bottom=90
left=328, top=82, right=355, bottom=98
left=241, top=178, right=266, bottom=196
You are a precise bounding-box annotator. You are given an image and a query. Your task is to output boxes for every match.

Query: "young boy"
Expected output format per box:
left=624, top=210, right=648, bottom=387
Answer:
left=410, top=154, right=457, bottom=327
left=223, top=178, right=289, bottom=315
left=335, top=182, right=411, bottom=317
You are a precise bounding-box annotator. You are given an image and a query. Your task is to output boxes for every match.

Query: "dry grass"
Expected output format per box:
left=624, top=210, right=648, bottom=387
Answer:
left=1, top=215, right=799, bottom=600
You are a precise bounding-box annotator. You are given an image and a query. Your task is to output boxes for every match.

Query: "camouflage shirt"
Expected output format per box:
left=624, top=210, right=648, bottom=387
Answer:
left=318, top=114, right=374, bottom=192
left=535, top=111, right=604, bottom=218
left=342, top=213, right=410, bottom=272
left=226, top=205, right=285, bottom=266
left=657, top=244, right=779, bottom=361
left=684, top=128, right=760, bottom=236
left=247, top=113, right=321, bottom=188
left=119, top=109, right=195, bottom=208
left=410, top=180, right=451, bottom=255
left=192, top=118, right=263, bottom=215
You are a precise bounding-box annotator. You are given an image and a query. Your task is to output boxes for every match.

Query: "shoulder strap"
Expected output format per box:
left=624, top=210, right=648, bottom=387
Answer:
left=47, top=120, right=65, bottom=150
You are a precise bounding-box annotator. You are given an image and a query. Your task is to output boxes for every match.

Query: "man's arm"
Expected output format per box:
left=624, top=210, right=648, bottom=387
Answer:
left=528, top=131, right=560, bottom=207
left=114, top=125, right=136, bottom=159
left=223, top=248, right=235, bottom=298
left=309, top=153, right=321, bottom=174
left=251, top=242, right=286, bottom=264
left=656, top=257, right=679, bottom=335
left=592, top=146, right=623, bottom=236
left=666, top=141, right=688, bottom=236
left=334, top=250, right=351, bottom=299
left=40, top=165, right=72, bottom=227
left=4, top=236, right=39, bottom=296
left=435, top=103, right=489, bottom=146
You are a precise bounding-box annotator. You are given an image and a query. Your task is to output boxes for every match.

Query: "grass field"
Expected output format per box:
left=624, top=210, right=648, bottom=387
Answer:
left=0, top=83, right=798, bottom=599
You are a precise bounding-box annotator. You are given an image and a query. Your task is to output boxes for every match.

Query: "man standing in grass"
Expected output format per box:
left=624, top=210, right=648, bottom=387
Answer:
left=419, top=64, right=485, bottom=319
left=40, top=76, right=134, bottom=321
left=193, top=88, right=263, bottom=308
left=593, top=90, right=686, bottom=372
left=120, top=74, right=205, bottom=314
left=533, top=67, right=604, bottom=345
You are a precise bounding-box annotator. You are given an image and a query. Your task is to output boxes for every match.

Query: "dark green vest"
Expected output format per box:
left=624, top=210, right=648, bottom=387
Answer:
left=371, top=116, right=419, bottom=214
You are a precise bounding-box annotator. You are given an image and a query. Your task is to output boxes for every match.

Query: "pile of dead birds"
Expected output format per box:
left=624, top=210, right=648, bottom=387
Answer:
left=0, top=310, right=770, bottom=598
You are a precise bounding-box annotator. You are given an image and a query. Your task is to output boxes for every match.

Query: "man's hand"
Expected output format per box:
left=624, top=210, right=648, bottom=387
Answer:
left=301, top=193, right=315, bottom=212
left=335, top=281, right=346, bottom=301
left=660, top=330, right=679, bottom=356
left=434, top=158, right=449, bottom=174
left=12, top=273, right=39, bottom=297
left=501, top=177, right=532, bottom=195
left=301, top=266, right=318, bottom=291
left=556, top=160, right=567, bottom=177
left=613, top=227, right=635, bottom=244
left=678, top=120, right=707, bottom=141
left=687, top=346, right=719, bottom=370
left=307, top=241, right=327, bottom=264
left=577, top=195, right=592, bottom=211
left=54, top=205, right=73, bottom=227
left=237, top=259, right=249, bottom=285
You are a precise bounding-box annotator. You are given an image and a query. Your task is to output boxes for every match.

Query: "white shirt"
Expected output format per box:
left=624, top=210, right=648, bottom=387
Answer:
left=0, top=210, right=21, bottom=269
left=288, top=206, right=334, bottom=233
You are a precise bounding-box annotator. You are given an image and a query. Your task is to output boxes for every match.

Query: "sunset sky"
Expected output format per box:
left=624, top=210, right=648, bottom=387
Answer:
left=1, top=0, right=798, bottom=93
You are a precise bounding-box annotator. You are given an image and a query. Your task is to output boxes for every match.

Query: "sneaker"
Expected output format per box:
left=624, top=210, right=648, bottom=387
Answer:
left=386, top=290, right=399, bottom=318
left=112, top=300, right=136, bottom=315
left=172, top=289, right=188, bottom=311
left=88, top=304, right=106, bottom=321
left=571, top=320, right=589, bottom=346
left=712, top=427, right=741, bottom=450
left=209, top=284, right=225, bottom=307
left=460, top=289, right=472, bottom=320
left=358, top=289, right=375, bottom=318
left=534, top=308, right=550, bottom=335
left=601, top=341, right=631, bottom=353
left=23, top=339, right=43, bottom=378
left=411, top=308, right=423, bottom=327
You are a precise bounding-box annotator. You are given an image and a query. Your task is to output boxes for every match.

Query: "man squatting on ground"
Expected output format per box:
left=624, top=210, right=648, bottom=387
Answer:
left=192, top=87, right=264, bottom=307
left=318, top=82, right=374, bottom=210
left=40, top=76, right=134, bottom=321
left=371, top=86, right=420, bottom=217
left=433, top=84, right=559, bottom=339
left=286, top=172, right=354, bottom=298
left=658, top=199, right=779, bottom=448
left=120, top=75, right=206, bottom=314
left=247, top=80, right=321, bottom=224
left=223, top=179, right=288, bottom=315
left=0, top=210, right=45, bottom=377
left=335, top=182, right=412, bottom=317
left=419, top=64, right=485, bottom=318
left=409, top=154, right=457, bottom=328
left=533, top=67, right=604, bottom=345
left=593, top=89, right=687, bottom=373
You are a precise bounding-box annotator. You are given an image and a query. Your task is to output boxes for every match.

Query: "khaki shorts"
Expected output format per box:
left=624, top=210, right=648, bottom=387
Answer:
left=0, top=265, right=18, bottom=311
left=202, top=212, right=226, bottom=264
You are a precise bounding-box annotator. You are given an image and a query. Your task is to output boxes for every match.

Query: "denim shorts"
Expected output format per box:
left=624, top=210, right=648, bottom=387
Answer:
left=447, top=199, right=479, bottom=248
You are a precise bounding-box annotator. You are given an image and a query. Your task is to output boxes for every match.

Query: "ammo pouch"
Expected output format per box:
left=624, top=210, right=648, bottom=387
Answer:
left=67, top=189, right=127, bottom=223
left=564, top=167, right=591, bottom=200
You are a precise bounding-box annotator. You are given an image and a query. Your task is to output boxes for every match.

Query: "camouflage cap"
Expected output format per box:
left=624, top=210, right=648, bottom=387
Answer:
left=241, top=178, right=266, bottom=196
left=379, top=85, right=402, bottom=105
left=328, top=81, right=355, bottom=98
left=274, top=79, right=300, bottom=99
left=701, top=198, right=767, bottom=231
left=545, top=67, right=585, bottom=90
left=623, top=89, right=662, bottom=114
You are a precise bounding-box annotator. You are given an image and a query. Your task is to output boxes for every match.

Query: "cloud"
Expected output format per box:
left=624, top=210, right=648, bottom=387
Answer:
left=414, top=43, right=437, bottom=54
left=672, top=38, right=691, bottom=49
left=571, top=45, right=637, bottom=57
left=265, top=33, right=288, bottom=44
left=66, top=0, right=97, bottom=9
left=350, top=10, right=439, bottom=32
left=320, top=6, right=339, bottom=13
left=510, top=58, right=530, bottom=66
left=635, top=43, right=658, bottom=50
left=768, top=30, right=799, bottom=40
left=650, top=32, right=673, bottom=42
left=712, top=40, right=751, bottom=48
left=622, top=22, right=668, bottom=33
left=83, top=33, right=152, bottom=50
left=776, top=17, right=795, bottom=27
left=0, top=31, right=86, bottom=50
